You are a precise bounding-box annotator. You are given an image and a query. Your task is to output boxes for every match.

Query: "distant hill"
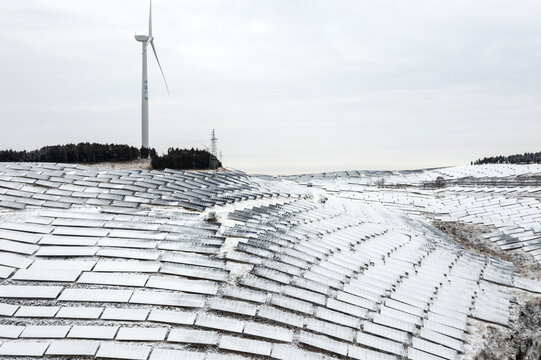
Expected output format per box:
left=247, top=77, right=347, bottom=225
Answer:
left=473, top=151, right=541, bottom=165
left=0, top=143, right=221, bottom=170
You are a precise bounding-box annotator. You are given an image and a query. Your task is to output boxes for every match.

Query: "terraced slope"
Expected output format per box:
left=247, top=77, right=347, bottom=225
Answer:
left=290, top=165, right=541, bottom=265
left=0, top=163, right=539, bottom=359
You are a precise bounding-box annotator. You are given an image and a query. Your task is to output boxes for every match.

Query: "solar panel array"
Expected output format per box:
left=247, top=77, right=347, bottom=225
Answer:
left=0, top=163, right=297, bottom=212
left=0, top=162, right=538, bottom=359
left=289, top=164, right=541, bottom=265
left=332, top=187, right=541, bottom=264
left=287, top=164, right=541, bottom=186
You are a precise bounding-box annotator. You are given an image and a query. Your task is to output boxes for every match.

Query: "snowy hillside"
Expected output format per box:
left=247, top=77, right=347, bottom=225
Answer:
left=0, top=163, right=538, bottom=359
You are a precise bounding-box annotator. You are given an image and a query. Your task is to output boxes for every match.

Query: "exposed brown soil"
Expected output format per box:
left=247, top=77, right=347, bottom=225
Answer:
left=433, top=220, right=541, bottom=360
left=473, top=298, right=541, bottom=360
left=433, top=221, right=541, bottom=280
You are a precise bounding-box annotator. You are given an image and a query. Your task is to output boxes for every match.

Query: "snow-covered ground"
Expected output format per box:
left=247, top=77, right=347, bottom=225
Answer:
left=0, top=162, right=538, bottom=359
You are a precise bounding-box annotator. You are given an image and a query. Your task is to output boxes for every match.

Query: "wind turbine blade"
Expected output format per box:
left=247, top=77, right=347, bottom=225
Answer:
left=150, top=40, right=170, bottom=96
left=148, top=0, right=152, bottom=36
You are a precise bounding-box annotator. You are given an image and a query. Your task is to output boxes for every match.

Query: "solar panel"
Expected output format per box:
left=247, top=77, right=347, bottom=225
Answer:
left=209, top=297, right=258, bottom=316
left=160, top=263, right=229, bottom=282
left=101, top=308, right=149, bottom=321
left=325, top=298, right=368, bottom=319
left=59, top=288, right=132, bottom=303
left=257, top=305, right=304, bottom=328
left=0, top=303, right=18, bottom=316
left=148, top=309, right=196, bottom=325
left=283, top=285, right=327, bottom=305
left=195, top=313, right=245, bottom=333
left=97, top=247, right=160, bottom=260
left=306, top=318, right=355, bottom=342
left=238, top=274, right=282, bottom=293
left=78, top=272, right=149, bottom=287
left=0, top=239, right=38, bottom=255
left=149, top=349, right=205, bottom=360
left=56, top=306, right=103, bottom=319
left=0, top=285, right=63, bottom=299
left=116, top=327, right=167, bottom=341
left=314, top=306, right=361, bottom=329
left=219, top=335, right=273, bottom=356
left=362, top=322, right=409, bottom=344
left=0, top=229, right=42, bottom=243
left=419, top=327, right=464, bottom=353
left=45, top=340, right=99, bottom=356
left=411, top=337, right=458, bottom=360
left=130, top=290, right=206, bottom=308
left=93, top=259, right=160, bottom=273
left=0, top=324, right=24, bottom=339
left=422, top=319, right=466, bottom=341
left=96, top=343, right=151, bottom=360
left=146, top=275, right=218, bottom=295
left=335, top=291, right=378, bottom=311
left=20, top=325, right=70, bottom=338
left=243, top=321, right=294, bottom=343
left=36, top=246, right=98, bottom=257
left=356, top=332, right=405, bottom=356
left=0, top=341, right=49, bottom=357
left=14, top=306, right=59, bottom=318
left=347, top=344, right=398, bottom=360
left=221, top=285, right=268, bottom=303
left=372, top=313, right=417, bottom=334
left=0, top=221, right=53, bottom=234
left=168, top=328, right=219, bottom=345
left=297, top=330, right=348, bottom=356
left=270, top=294, right=314, bottom=314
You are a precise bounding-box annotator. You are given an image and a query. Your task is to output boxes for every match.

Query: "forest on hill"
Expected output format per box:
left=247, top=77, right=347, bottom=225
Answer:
left=0, top=143, right=221, bottom=170
left=151, top=147, right=221, bottom=170
left=473, top=151, right=541, bottom=165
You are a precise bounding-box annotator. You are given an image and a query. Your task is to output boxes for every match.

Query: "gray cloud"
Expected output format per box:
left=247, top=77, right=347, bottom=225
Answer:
left=1, top=0, right=540, bottom=174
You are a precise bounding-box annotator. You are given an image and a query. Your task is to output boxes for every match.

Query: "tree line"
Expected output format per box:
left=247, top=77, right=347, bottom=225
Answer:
left=473, top=151, right=541, bottom=165
left=150, top=147, right=221, bottom=170
left=0, top=143, right=221, bottom=170
left=0, top=143, right=140, bottom=163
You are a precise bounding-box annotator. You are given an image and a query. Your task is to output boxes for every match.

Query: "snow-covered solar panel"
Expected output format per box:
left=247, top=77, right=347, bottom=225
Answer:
left=411, top=337, right=458, bottom=360
left=243, top=321, right=294, bottom=343
left=270, top=294, right=315, bottom=314
left=195, top=314, right=245, bottom=333
left=116, top=326, right=167, bottom=341
left=56, top=306, right=103, bottom=319
left=257, top=305, right=305, bottom=328
left=362, top=321, right=409, bottom=344
left=297, top=330, right=348, bottom=356
left=219, top=335, right=273, bottom=356
left=356, top=332, right=406, bottom=357
left=306, top=318, right=355, bottom=342
left=168, top=328, right=219, bottom=345
left=15, top=305, right=60, bottom=318
left=209, top=297, right=258, bottom=316
left=95, top=343, right=150, bottom=360
left=0, top=341, right=49, bottom=357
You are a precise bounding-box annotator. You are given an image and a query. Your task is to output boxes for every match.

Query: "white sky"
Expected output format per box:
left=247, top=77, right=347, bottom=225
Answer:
left=1, top=0, right=540, bottom=175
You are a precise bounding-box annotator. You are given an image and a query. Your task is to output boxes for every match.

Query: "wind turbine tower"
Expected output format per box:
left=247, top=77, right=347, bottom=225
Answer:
left=135, top=0, right=169, bottom=152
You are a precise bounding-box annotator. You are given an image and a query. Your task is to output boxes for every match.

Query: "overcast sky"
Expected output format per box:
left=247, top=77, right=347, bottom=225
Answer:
left=1, top=0, right=540, bottom=174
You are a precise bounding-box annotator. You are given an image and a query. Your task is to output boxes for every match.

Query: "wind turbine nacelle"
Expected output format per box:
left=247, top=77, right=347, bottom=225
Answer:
left=135, top=35, right=149, bottom=42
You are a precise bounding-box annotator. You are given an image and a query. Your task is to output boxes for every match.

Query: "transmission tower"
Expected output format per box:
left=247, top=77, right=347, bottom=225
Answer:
left=209, top=129, right=218, bottom=170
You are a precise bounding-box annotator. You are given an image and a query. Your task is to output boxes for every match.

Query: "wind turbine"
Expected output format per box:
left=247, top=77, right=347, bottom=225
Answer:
left=135, top=0, right=169, bottom=152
